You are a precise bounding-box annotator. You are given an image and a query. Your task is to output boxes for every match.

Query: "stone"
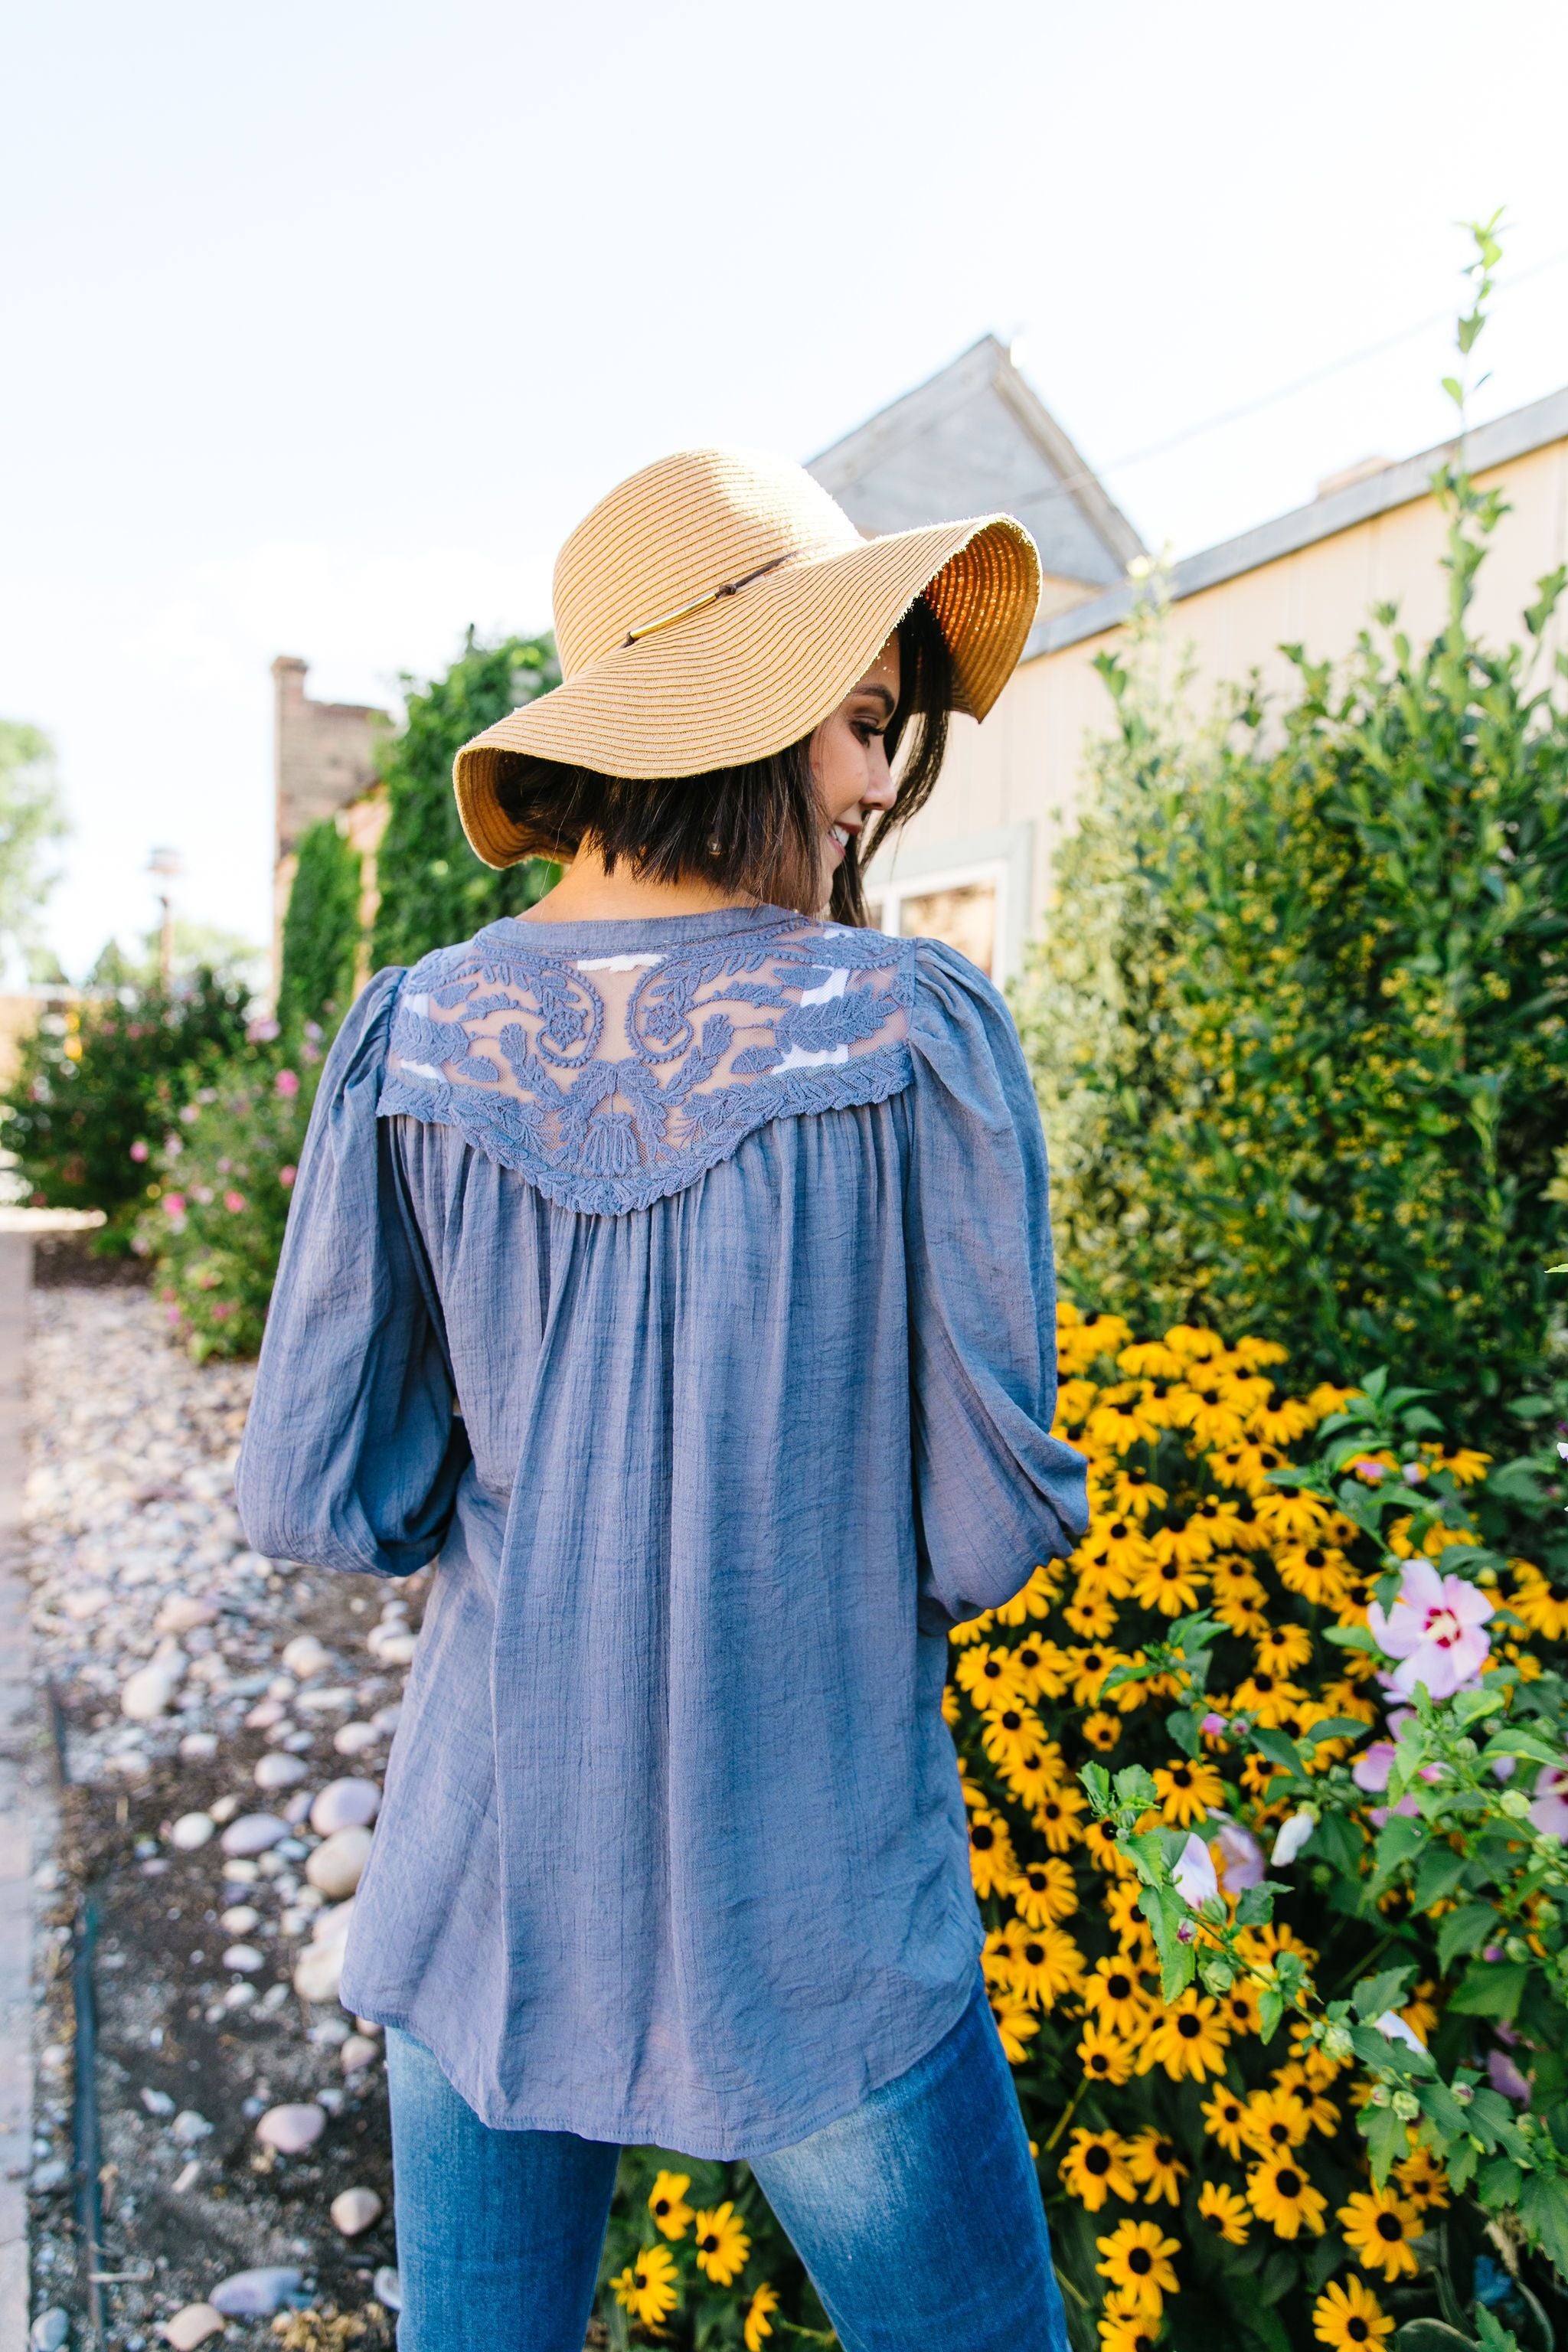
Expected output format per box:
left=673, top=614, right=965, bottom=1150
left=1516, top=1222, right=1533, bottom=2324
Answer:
left=305, top=1825, right=372, bottom=1900
left=222, top=1982, right=256, bottom=2009
left=155, top=1594, right=217, bottom=1635
left=330, top=2186, right=383, bottom=2237
left=29, top=2158, right=68, bottom=2192
left=178, top=1730, right=218, bottom=1759
left=371, top=1702, right=402, bottom=1733
left=296, top=1685, right=353, bottom=1713
left=171, top=2110, right=212, bottom=2145
left=219, top=1904, right=260, bottom=1934
left=309, top=1777, right=381, bottom=1834
left=210, top=2267, right=304, bottom=2319
left=332, top=1721, right=380, bottom=1756
left=292, top=1941, right=344, bottom=2004
left=169, top=1812, right=214, bottom=1851
left=122, top=1645, right=186, bottom=1720
left=140, top=2086, right=176, bottom=2116
left=282, top=1633, right=331, bottom=1680
left=63, top=1586, right=112, bottom=1620
left=161, top=2305, right=224, bottom=2350
left=373, top=2267, right=402, bottom=2313
left=29, top=2311, right=70, bottom=2351
left=256, top=2102, right=325, bottom=2154
left=339, top=2034, right=380, bottom=2073
left=222, top=1943, right=265, bottom=1973
left=208, top=1794, right=239, bottom=1824
left=245, top=1697, right=287, bottom=1729
left=371, top=1628, right=417, bottom=1667
left=172, top=2158, right=201, bottom=2194
left=253, top=1752, right=307, bottom=1791
left=220, top=1812, right=286, bottom=1857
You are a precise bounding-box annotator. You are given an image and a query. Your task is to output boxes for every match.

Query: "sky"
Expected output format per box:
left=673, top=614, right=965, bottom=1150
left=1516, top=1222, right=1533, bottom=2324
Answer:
left=5, top=0, right=1568, bottom=979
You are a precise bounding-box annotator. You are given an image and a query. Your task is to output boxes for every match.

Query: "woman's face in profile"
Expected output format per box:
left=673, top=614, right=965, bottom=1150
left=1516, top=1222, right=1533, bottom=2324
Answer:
left=810, top=635, right=900, bottom=906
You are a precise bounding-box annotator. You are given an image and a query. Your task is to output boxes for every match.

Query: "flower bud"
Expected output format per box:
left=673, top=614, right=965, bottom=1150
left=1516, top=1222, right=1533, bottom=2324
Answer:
left=1392, top=2092, right=1419, bottom=2122
left=1501, top=1789, right=1531, bottom=1818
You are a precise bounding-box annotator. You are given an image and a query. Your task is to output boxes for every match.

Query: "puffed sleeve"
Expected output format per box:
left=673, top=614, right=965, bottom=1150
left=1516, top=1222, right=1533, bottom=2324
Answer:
left=236, top=968, right=470, bottom=1577
left=903, top=938, right=1089, bottom=1625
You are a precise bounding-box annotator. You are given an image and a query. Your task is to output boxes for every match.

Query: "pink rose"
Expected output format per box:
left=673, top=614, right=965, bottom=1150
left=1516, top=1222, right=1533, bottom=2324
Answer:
left=275, top=1069, right=299, bottom=1098
left=163, top=1192, right=186, bottom=1218
left=247, top=1016, right=281, bottom=1044
left=1367, top=1559, right=1492, bottom=1699
left=223, top=1191, right=247, bottom=1214
left=279, top=1165, right=296, bottom=1188
left=129, top=1140, right=149, bottom=1163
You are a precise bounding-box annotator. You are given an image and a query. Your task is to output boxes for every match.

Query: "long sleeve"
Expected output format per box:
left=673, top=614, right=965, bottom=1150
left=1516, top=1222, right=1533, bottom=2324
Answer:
left=903, top=938, right=1088, bottom=1625
left=236, top=967, right=469, bottom=1577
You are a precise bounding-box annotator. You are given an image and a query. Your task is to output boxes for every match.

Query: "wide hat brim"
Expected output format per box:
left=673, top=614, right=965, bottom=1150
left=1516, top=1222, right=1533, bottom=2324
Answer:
left=453, top=512, right=1040, bottom=870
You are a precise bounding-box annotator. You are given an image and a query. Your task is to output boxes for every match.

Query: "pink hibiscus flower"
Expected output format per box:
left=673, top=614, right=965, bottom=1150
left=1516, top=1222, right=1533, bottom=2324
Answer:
left=1367, top=1559, right=1491, bottom=1699
left=1530, top=1766, right=1568, bottom=1840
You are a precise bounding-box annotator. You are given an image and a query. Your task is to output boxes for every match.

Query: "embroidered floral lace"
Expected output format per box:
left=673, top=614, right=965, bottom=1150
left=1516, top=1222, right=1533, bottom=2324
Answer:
left=379, top=914, right=917, bottom=1214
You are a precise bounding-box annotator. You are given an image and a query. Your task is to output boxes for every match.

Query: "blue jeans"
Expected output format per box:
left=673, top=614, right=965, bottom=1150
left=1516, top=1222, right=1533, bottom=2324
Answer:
left=386, top=1971, right=1067, bottom=2352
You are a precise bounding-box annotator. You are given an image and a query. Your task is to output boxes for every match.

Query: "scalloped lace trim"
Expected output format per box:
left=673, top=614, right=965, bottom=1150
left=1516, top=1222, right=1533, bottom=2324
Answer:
left=377, top=915, right=916, bottom=1214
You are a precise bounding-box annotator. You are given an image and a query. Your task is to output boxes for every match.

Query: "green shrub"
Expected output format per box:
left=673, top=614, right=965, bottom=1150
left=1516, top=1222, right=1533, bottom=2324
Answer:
left=136, top=1038, right=320, bottom=1360
left=1014, top=462, right=1568, bottom=1439
left=1, top=970, right=251, bottom=1244
left=371, top=629, right=560, bottom=969
left=277, top=817, right=361, bottom=1033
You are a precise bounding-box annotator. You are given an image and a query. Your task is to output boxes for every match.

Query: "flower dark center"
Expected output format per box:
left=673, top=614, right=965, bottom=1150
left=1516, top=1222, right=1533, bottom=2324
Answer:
left=1177, top=2014, right=1200, bottom=2039
left=1108, top=1974, right=1132, bottom=1999
left=1000, top=1711, right=1022, bottom=1731
left=1024, top=1942, right=1045, bottom=1965
left=1160, top=1566, right=1180, bottom=1581
left=1305, top=1548, right=1326, bottom=1568
left=1375, top=2214, right=1402, bottom=2241
left=1110, top=1524, right=1129, bottom=1539
left=972, top=1823, right=995, bottom=1851
left=1129, top=2249, right=1152, bottom=2275
left=1276, top=2170, right=1302, bottom=2198
left=1349, top=2323, right=1370, bottom=2343
left=1171, top=1766, right=1192, bottom=1786
left=1086, top=2145, right=1111, bottom=2174
left=1155, top=2141, right=1175, bottom=2164
left=1267, top=2122, right=1289, bottom=2144
left=701, top=2233, right=717, bottom=2252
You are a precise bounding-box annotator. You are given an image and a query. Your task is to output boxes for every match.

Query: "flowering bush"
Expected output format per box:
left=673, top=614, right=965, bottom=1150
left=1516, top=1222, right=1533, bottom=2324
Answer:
left=942, top=1308, right=1568, bottom=2352
left=135, top=1028, right=320, bottom=1359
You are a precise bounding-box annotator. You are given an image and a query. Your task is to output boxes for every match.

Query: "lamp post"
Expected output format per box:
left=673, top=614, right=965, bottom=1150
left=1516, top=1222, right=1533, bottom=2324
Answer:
left=146, top=848, right=183, bottom=991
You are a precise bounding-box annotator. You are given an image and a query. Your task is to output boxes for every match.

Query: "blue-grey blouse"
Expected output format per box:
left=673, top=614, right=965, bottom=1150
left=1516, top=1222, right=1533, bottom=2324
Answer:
left=236, top=902, right=1087, bottom=2158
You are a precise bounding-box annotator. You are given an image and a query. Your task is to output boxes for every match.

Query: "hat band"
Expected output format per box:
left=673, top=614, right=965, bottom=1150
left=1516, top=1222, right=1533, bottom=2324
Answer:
left=622, top=552, right=792, bottom=647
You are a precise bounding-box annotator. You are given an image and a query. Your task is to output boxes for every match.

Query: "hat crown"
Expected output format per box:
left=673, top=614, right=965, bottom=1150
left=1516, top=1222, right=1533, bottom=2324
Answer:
left=553, top=448, right=863, bottom=680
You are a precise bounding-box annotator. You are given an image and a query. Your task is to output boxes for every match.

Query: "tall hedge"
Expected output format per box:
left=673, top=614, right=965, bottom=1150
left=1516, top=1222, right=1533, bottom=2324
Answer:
left=371, top=629, right=560, bottom=969
left=1013, top=458, right=1568, bottom=1434
left=276, top=816, right=361, bottom=1033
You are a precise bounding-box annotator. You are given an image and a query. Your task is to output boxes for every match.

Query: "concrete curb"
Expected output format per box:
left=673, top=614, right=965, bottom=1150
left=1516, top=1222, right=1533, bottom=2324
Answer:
left=0, top=1234, right=49, bottom=2352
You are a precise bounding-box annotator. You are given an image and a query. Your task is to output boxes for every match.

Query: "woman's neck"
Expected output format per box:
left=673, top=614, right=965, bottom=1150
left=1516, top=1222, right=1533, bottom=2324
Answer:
left=518, top=844, right=762, bottom=925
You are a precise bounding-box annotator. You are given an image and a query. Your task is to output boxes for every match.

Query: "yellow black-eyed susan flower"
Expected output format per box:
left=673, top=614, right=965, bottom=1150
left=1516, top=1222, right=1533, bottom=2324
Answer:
left=1083, top=1955, right=1151, bottom=2033
left=1393, top=2145, right=1449, bottom=2210
left=743, top=2282, right=780, bottom=2350
left=1034, top=1782, right=1088, bottom=1850
left=1096, top=2308, right=1160, bottom=2352
left=646, top=2170, right=694, bottom=2239
left=1246, top=2153, right=1328, bottom=2239
left=611, top=2244, right=679, bottom=2326
left=1060, top=2127, right=1137, bottom=2211
left=1312, top=2278, right=1393, bottom=2350
left=1078, top=2018, right=1137, bottom=2086
left=1125, top=2125, right=1187, bottom=2207
left=1337, top=2187, right=1420, bottom=2279
left=1094, top=2219, right=1180, bottom=2314
left=1195, top=2181, right=1250, bottom=2244
left=1200, top=2086, right=1251, bottom=2158
left=693, top=2202, right=750, bottom=2285
left=1013, top=1856, right=1079, bottom=1926
left=1152, top=1757, right=1224, bottom=1826
left=965, top=1807, right=1018, bottom=1900
left=1138, top=1991, right=1230, bottom=2083
left=1083, top=1710, right=1123, bottom=1753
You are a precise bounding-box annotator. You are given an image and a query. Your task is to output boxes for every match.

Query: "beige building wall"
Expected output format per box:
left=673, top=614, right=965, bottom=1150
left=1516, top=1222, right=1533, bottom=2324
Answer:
left=871, top=420, right=1568, bottom=979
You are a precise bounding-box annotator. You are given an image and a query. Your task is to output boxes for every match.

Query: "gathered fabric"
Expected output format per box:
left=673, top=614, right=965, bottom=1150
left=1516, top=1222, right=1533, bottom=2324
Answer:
left=237, top=902, right=1087, bottom=2158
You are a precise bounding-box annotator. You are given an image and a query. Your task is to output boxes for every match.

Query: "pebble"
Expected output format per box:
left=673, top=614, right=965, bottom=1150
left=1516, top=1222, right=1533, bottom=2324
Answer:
left=374, top=2267, right=402, bottom=2312
left=281, top=1633, right=331, bottom=1680
left=208, top=1795, right=239, bottom=1824
left=171, top=2159, right=201, bottom=2193
left=332, top=1721, right=380, bottom=1756
left=330, top=2186, right=383, bottom=2236
left=210, top=2267, right=304, bottom=2318
left=62, top=1586, right=110, bottom=1620
left=222, top=1943, right=265, bottom=1973
left=292, top=1942, right=344, bottom=2004
left=122, top=1646, right=186, bottom=1721
left=310, top=1777, right=381, bottom=1834
left=171, top=2111, right=213, bottom=2145
left=219, top=1904, right=260, bottom=1934
left=220, top=1812, right=286, bottom=1857
left=305, top=1825, right=372, bottom=1900
left=161, top=2305, right=224, bottom=2350
left=29, top=2158, right=68, bottom=2192
left=169, top=1811, right=214, bottom=1851
left=140, top=2086, right=176, bottom=2116
left=177, top=1730, right=217, bottom=1759
left=339, top=2033, right=380, bottom=2073
left=155, top=1593, right=217, bottom=1634
left=253, top=1752, right=308, bottom=1790
left=29, top=2311, right=69, bottom=2351
left=255, top=2102, right=325, bottom=2154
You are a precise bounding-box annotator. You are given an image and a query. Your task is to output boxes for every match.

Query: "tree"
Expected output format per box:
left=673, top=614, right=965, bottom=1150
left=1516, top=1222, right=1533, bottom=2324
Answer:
left=0, top=720, right=68, bottom=978
left=371, top=629, right=560, bottom=969
left=276, top=818, right=361, bottom=1034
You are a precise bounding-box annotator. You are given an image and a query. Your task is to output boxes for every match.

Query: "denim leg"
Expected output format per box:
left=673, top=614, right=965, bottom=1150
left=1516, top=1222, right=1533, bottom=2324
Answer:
left=750, top=1974, right=1067, bottom=2352
left=385, top=2026, right=620, bottom=2352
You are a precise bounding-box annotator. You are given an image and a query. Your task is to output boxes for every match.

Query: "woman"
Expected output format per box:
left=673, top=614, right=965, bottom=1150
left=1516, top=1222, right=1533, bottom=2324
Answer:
left=238, top=446, right=1089, bottom=2352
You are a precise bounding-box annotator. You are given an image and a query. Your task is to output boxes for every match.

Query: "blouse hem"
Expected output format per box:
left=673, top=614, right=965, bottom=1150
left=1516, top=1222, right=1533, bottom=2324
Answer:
left=345, top=1955, right=983, bottom=2161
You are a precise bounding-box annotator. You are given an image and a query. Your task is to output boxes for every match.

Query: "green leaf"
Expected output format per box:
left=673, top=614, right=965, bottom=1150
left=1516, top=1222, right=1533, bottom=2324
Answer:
left=1442, top=374, right=1465, bottom=407
left=1482, top=1730, right=1565, bottom=1767
left=1372, top=1812, right=1426, bottom=1883
left=1236, top=1882, right=1284, bottom=1928
left=1113, top=1765, right=1159, bottom=1811
left=1519, top=2170, right=1568, bottom=2282
left=1447, top=2138, right=1478, bottom=2193
left=1080, top=1763, right=1111, bottom=1810
left=1349, top=2023, right=1432, bottom=2076
left=1353, top=1965, right=1416, bottom=2024
left=1359, top=2097, right=1409, bottom=2184
left=1252, top=1726, right=1306, bottom=1775
left=1322, top=1624, right=1380, bottom=1653
left=1258, top=1984, right=1285, bottom=2043
left=1454, top=1685, right=1509, bottom=1726
left=1449, top=1962, right=1527, bottom=2020
left=1304, top=1716, right=1371, bottom=1746
left=1414, top=2079, right=1472, bottom=2141
left=1477, top=2154, right=1525, bottom=2210
left=1473, top=2308, right=1523, bottom=2352
left=1437, top=1903, right=1500, bottom=1972
left=1166, top=1707, right=1201, bottom=1760
left=1413, top=1844, right=1469, bottom=1911
left=1138, top=1883, right=1196, bottom=2001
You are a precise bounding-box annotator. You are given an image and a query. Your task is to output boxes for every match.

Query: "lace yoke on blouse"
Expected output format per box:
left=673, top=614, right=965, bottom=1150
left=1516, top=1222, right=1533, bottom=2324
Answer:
left=380, top=912, right=917, bottom=1214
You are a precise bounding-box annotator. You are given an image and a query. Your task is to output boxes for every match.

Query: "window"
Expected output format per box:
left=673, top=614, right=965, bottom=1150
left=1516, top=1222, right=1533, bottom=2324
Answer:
left=866, top=859, right=1008, bottom=978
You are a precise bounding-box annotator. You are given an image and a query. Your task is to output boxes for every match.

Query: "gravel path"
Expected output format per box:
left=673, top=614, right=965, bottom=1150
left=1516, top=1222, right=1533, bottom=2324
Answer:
left=23, top=1284, right=430, bottom=2352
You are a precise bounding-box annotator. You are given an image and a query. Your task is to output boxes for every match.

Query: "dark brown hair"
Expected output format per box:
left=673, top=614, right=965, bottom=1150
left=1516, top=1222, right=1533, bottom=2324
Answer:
left=492, top=596, right=953, bottom=924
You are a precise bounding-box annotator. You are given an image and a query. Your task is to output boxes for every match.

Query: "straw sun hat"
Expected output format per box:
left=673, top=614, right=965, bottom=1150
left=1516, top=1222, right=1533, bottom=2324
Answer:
left=453, top=445, right=1042, bottom=869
